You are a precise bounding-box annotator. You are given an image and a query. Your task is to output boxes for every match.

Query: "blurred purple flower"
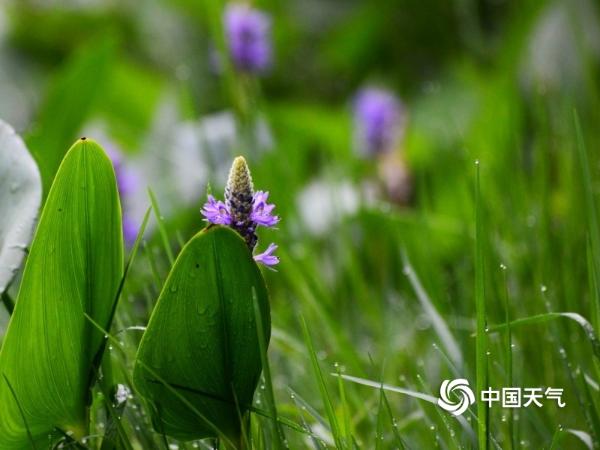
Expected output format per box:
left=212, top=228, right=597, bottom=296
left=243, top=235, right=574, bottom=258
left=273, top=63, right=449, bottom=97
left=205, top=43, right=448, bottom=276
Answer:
left=115, top=170, right=139, bottom=197
left=202, top=195, right=233, bottom=225
left=251, top=190, right=279, bottom=227
left=106, top=147, right=140, bottom=197
left=353, top=87, right=404, bottom=157
left=253, top=243, right=279, bottom=266
left=122, top=215, right=140, bottom=247
left=107, top=146, right=141, bottom=247
left=224, top=3, right=271, bottom=73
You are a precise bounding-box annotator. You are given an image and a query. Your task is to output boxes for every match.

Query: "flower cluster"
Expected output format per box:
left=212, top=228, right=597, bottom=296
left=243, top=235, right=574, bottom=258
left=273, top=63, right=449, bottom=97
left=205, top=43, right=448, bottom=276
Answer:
left=353, top=87, right=404, bottom=157
left=224, top=3, right=272, bottom=74
left=201, top=156, right=280, bottom=266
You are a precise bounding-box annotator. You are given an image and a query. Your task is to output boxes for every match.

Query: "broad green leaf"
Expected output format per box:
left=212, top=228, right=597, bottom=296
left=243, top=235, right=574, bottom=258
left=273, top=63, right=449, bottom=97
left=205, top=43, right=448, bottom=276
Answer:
left=0, top=138, right=123, bottom=448
left=133, top=226, right=270, bottom=443
left=0, top=120, right=41, bottom=294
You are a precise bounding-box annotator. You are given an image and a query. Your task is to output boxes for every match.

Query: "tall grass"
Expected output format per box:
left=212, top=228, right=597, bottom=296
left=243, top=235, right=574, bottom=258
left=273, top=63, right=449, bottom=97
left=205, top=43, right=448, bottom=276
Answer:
left=93, top=96, right=600, bottom=448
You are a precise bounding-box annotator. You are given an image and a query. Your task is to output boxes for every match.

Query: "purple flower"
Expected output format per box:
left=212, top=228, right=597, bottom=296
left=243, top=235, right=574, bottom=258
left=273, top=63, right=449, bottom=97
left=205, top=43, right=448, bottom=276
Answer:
left=253, top=243, right=279, bottom=266
left=353, top=87, right=404, bottom=157
left=123, top=215, right=140, bottom=247
left=107, top=146, right=141, bottom=248
left=202, top=157, right=280, bottom=267
left=251, top=191, right=279, bottom=227
left=201, top=195, right=233, bottom=225
left=115, top=170, right=139, bottom=197
left=106, top=147, right=139, bottom=197
left=224, top=3, right=271, bottom=73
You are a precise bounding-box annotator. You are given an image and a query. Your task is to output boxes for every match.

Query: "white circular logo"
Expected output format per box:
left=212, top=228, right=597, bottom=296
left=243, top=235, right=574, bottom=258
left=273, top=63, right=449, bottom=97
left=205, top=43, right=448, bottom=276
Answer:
left=437, top=378, right=475, bottom=416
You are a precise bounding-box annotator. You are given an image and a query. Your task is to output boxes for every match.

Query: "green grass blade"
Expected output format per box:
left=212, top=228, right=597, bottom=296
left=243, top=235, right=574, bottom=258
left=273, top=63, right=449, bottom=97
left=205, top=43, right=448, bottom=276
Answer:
left=2, top=375, right=37, bottom=450
left=334, top=364, right=353, bottom=448
left=577, top=370, right=600, bottom=446
left=288, top=394, right=327, bottom=449
left=378, top=386, right=406, bottom=450
left=474, top=160, right=489, bottom=450
left=576, top=110, right=600, bottom=381
left=98, top=382, right=134, bottom=450
left=501, top=266, right=514, bottom=450
left=565, top=429, right=594, bottom=449
left=300, top=316, right=344, bottom=449
left=252, top=290, right=285, bottom=449
left=487, top=312, right=600, bottom=361
left=148, top=188, right=174, bottom=266
left=335, top=373, right=475, bottom=439
left=334, top=373, right=437, bottom=404
left=288, top=388, right=330, bottom=429
left=574, top=110, right=600, bottom=328
left=402, top=252, right=463, bottom=369
left=89, top=206, right=151, bottom=389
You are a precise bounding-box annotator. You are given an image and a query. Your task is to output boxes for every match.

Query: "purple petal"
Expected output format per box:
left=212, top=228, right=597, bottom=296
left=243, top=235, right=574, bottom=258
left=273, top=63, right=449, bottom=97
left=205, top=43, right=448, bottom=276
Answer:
left=251, top=190, right=279, bottom=227
left=254, top=243, right=279, bottom=266
left=201, top=195, right=232, bottom=225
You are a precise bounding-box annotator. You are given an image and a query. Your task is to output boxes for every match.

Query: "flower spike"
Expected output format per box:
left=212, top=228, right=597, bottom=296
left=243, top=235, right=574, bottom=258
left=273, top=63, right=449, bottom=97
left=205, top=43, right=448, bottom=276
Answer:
left=225, top=156, right=257, bottom=248
left=200, top=156, right=280, bottom=267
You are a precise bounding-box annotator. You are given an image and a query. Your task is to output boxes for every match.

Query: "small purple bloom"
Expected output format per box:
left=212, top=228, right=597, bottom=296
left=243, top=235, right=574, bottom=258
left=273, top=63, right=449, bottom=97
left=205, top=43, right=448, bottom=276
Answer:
left=353, top=87, right=404, bottom=157
left=253, top=243, right=279, bottom=266
left=251, top=191, right=279, bottom=227
left=123, top=215, right=140, bottom=247
left=202, top=195, right=233, bottom=225
left=224, top=3, right=271, bottom=73
left=106, top=146, right=140, bottom=197
left=107, top=146, right=142, bottom=248
left=115, top=170, right=139, bottom=198
left=106, top=146, right=123, bottom=168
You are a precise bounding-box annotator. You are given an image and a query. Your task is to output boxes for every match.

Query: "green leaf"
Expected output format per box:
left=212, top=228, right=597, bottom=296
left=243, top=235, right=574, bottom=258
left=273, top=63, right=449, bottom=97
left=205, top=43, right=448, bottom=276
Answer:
left=0, top=138, right=123, bottom=448
left=133, top=226, right=270, bottom=443
left=0, top=120, right=42, bottom=294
